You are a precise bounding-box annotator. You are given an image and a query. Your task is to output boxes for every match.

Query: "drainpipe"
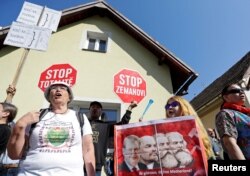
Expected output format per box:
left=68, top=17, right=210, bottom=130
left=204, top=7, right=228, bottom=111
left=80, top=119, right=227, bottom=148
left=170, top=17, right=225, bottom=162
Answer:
left=175, top=72, right=198, bottom=96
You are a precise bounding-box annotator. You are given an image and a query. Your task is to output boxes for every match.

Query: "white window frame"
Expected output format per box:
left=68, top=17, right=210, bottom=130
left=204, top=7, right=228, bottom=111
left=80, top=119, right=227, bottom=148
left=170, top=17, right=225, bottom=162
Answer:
left=68, top=97, right=124, bottom=122
left=42, top=98, right=124, bottom=122
left=80, top=30, right=111, bottom=53
left=68, top=98, right=123, bottom=154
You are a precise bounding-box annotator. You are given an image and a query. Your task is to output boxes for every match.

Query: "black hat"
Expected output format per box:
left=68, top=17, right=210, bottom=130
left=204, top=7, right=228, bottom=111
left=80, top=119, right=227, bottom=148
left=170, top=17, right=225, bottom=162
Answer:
left=89, top=101, right=102, bottom=109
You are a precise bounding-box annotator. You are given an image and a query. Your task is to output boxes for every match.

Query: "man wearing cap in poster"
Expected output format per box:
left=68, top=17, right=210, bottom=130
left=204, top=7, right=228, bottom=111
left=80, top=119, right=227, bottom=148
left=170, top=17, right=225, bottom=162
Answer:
left=87, top=100, right=137, bottom=176
left=7, top=82, right=95, bottom=176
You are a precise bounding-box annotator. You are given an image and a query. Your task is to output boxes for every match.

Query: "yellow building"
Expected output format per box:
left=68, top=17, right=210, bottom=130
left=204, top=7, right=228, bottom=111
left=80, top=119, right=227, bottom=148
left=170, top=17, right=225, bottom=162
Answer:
left=0, top=1, right=197, bottom=122
left=191, top=52, right=250, bottom=129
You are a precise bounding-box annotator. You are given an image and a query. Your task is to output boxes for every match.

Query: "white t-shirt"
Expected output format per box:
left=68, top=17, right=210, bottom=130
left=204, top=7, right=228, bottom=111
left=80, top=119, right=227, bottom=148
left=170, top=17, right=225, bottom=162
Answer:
left=18, top=109, right=92, bottom=176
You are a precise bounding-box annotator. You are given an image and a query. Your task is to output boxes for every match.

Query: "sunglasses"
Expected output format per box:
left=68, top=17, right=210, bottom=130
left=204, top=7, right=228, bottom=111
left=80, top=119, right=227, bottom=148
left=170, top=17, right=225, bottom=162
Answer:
left=225, top=88, right=244, bottom=95
left=165, top=101, right=179, bottom=110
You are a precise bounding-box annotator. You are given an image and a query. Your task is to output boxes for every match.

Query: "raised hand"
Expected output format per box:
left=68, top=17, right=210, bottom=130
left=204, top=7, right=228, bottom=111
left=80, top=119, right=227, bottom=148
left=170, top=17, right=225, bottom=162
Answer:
left=17, top=111, right=41, bottom=127
left=128, top=100, right=138, bottom=111
left=6, top=84, right=16, bottom=96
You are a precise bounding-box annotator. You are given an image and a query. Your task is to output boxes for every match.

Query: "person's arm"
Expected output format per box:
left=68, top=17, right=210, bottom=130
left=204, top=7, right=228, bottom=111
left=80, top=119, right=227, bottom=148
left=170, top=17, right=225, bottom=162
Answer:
left=5, top=85, right=16, bottom=103
left=7, top=111, right=40, bottom=159
left=222, top=135, right=245, bottom=159
left=215, top=110, right=245, bottom=160
left=82, top=134, right=95, bottom=176
left=118, top=101, right=137, bottom=125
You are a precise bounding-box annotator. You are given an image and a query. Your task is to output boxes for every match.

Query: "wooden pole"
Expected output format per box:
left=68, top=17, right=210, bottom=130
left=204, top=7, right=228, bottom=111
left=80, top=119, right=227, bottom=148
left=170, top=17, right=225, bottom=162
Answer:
left=5, top=48, right=29, bottom=102
left=12, top=48, right=30, bottom=86
left=6, top=6, right=45, bottom=102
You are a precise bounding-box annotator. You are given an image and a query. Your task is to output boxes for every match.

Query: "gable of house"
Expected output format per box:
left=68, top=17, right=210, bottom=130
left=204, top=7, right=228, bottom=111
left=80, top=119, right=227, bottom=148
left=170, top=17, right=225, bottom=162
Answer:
left=0, top=1, right=197, bottom=96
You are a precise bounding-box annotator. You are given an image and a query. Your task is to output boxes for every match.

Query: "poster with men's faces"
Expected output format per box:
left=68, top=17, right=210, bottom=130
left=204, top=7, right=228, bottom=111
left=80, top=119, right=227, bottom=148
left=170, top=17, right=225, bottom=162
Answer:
left=114, top=116, right=207, bottom=176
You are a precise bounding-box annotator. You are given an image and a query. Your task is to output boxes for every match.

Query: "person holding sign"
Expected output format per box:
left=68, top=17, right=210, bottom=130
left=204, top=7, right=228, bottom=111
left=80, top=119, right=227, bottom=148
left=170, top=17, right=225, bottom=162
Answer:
left=165, top=96, right=214, bottom=174
left=5, top=85, right=16, bottom=103
left=7, top=82, right=95, bottom=176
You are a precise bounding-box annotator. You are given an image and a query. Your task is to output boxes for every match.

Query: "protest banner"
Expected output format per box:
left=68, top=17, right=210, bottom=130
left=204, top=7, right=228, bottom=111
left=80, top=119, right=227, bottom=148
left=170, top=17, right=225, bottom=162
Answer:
left=3, top=1, right=61, bottom=101
left=4, top=22, right=52, bottom=51
left=17, top=1, right=61, bottom=32
left=38, top=64, right=77, bottom=91
left=16, top=1, right=43, bottom=25
left=38, top=7, right=62, bottom=32
left=114, top=69, right=146, bottom=103
left=114, top=116, right=207, bottom=176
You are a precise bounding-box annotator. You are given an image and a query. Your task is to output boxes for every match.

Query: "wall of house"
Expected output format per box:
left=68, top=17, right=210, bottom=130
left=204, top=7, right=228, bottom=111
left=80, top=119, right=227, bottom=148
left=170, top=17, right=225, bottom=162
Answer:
left=197, top=98, right=222, bottom=130
left=200, top=108, right=220, bottom=130
left=244, top=90, right=250, bottom=106
left=0, top=15, right=173, bottom=122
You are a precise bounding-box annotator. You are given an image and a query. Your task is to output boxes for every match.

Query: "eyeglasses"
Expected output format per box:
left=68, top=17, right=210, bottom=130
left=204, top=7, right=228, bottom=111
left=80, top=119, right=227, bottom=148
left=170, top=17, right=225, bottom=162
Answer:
left=225, top=88, right=244, bottom=95
left=50, top=85, right=68, bottom=91
left=165, top=101, right=179, bottom=110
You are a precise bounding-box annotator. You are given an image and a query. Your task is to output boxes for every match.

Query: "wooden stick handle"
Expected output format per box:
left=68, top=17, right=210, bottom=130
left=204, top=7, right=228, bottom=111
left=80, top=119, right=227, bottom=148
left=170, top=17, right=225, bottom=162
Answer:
left=6, top=48, right=29, bottom=102
left=5, top=94, right=14, bottom=103
left=12, top=48, right=29, bottom=86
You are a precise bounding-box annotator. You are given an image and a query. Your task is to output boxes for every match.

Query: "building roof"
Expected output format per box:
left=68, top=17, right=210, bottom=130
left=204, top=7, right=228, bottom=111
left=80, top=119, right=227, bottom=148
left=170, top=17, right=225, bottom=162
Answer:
left=191, top=51, right=250, bottom=111
left=0, top=1, right=197, bottom=95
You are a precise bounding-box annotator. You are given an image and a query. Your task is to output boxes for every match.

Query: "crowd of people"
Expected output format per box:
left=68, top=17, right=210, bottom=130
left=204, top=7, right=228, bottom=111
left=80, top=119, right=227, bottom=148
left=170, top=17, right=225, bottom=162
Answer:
left=0, top=81, right=249, bottom=176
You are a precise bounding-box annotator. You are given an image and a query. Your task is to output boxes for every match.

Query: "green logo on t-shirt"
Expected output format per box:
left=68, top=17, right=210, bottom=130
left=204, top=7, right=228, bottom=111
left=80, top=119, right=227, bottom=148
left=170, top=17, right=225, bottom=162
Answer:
left=47, top=128, right=69, bottom=146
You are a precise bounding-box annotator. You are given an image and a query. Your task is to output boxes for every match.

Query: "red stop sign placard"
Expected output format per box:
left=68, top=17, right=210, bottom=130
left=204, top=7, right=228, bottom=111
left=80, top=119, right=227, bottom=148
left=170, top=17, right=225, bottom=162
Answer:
left=114, top=69, right=146, bottom=103
left=38, top=63, right=77, bottom=91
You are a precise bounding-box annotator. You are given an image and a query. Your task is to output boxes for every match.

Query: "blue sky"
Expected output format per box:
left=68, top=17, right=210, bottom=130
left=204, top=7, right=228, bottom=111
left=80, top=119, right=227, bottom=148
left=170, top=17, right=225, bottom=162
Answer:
left=1, top=0, right=250, bottom=100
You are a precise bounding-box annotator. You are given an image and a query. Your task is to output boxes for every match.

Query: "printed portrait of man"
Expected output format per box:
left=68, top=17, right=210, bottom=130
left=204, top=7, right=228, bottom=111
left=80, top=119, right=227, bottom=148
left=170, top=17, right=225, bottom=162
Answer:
left=155, top=133, right=179, bottom=168
left=166, top=132, right=193, bottom=167
left=155, top=133, right=169, bottom=159
left=119, top=135, right=147, bottom=172
left=139, top=135, right=160, bottom=169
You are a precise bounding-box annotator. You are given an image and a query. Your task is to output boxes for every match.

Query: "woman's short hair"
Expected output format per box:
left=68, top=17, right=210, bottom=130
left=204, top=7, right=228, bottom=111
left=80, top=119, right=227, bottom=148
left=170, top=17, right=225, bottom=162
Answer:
left=0, top=102, right=18, bottom=123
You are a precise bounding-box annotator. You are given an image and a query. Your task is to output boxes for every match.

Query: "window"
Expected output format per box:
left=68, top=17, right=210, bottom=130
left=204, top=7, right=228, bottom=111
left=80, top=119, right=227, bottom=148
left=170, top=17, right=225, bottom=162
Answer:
left=81, top=30, right=110, bottom=53
left=99, top=40, right=107, bottom=52
left=70, top=100, right=122, bottom=154
left=79, top=108, right=117, bottom=122
left=69, top=100, right=121, bottom=122
left=88, top=38, right=96, bottom=50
